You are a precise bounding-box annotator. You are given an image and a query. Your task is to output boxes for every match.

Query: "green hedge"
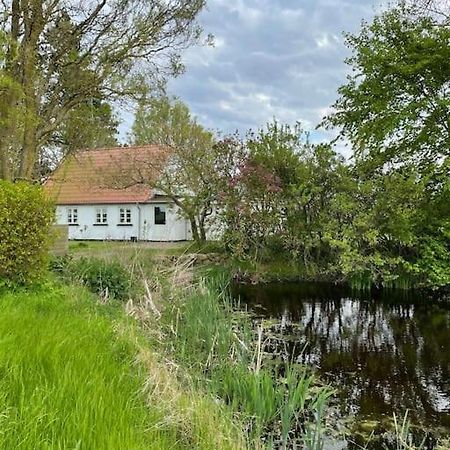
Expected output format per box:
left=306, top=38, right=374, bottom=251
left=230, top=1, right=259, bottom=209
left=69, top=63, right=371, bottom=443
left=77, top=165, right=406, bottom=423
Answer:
left=0, top=181, right=54, bottom=285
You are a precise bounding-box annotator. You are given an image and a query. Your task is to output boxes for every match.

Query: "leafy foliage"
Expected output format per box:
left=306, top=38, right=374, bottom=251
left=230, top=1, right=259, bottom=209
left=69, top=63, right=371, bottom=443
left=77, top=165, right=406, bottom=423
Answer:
left=318, top=2, right=450, bottom=288
left=57, top=100, right=119, bottom=152
left=0, top=181, right=54, bottom=285
left=52, top=256, right=133, bottom=301
left=0, top=0, right=207, bottom=180
left=323, top=2, right=450, bottom=173
left=216, top=119, right=450, bottom=289
left=217, top=122, right=345, bottom=266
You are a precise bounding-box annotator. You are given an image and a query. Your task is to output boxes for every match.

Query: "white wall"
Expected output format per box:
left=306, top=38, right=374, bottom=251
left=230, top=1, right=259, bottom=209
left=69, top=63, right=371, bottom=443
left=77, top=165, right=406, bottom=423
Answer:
left=56, top=203, right=191, bottom=241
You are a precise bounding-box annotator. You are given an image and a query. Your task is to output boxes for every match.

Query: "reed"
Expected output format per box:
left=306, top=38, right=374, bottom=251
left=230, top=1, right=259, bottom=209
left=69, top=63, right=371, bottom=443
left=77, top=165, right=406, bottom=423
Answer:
left=392, top=411, right=426, bottom=450
left=157, top=274, right=334, bottom=448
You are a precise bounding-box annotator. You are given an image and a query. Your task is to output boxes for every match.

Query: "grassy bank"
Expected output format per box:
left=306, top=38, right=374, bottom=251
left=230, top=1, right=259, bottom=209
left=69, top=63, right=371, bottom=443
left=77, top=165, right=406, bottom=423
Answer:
left=66, top=240, right=317, bottom=284
left=52, top=246, right=335, bottom=448
left=139, top=272, right=335, bottom=449
left=0, top=283, right=243, bottom=450
left=11, top=244, right=445, bottom=449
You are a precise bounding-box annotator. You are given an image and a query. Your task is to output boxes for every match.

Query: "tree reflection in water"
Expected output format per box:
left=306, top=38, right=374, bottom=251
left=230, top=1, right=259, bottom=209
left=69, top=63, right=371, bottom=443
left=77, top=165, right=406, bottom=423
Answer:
left=233, top=282, right=450, bottom=431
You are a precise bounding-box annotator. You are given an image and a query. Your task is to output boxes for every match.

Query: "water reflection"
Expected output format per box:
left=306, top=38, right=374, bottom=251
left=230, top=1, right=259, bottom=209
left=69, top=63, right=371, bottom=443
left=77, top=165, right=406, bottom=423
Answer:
left=233, top=282, right=450, bottom=431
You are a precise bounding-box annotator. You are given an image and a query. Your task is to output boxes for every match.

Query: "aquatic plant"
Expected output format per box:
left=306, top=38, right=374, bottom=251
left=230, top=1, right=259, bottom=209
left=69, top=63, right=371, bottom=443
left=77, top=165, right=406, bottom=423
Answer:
left=155, top=274, right=334, bottom=448
left=392, top=411, right=426, bottom=450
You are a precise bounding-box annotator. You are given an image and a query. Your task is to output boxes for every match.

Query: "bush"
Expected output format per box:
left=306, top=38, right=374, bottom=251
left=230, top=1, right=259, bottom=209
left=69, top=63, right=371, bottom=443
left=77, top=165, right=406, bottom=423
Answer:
left=0, top=181, right=54, bottom=285
left=53, top=256, right=133, bottom=301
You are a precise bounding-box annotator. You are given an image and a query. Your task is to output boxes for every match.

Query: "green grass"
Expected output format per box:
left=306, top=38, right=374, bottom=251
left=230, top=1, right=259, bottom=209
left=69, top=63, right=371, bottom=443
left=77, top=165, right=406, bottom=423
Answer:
left=67, top=240, right=223, bottom=278
left=156, top=275, right=334, bottom=448
left=69, top=240, right=190, bottom=258
left=0, top=283, right=243, bottom=450
left=0, top=284, right=167, bottom=449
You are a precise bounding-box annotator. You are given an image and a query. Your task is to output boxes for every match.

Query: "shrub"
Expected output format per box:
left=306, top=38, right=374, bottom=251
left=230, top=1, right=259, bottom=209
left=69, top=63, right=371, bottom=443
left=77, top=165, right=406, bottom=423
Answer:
left=55, top=257, right=133, bottom=301
left=48, top=254, right=72, bottom=277
left=0, top=181, right=54, bottom=285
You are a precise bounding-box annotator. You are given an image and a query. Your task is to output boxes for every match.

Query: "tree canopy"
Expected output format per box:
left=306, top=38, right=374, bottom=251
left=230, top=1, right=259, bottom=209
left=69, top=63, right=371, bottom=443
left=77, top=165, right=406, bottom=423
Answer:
left=324, top=2, right=450, bottom=174
left=129, top=96, right=221, bottom=242
left=318, top=2, right=450, bottom=288
left=0, top=0, right=208, bottom=180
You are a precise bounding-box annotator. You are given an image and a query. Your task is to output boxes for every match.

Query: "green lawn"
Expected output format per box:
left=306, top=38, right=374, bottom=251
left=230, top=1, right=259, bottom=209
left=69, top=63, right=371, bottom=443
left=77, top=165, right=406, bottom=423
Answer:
left=0, top=283, right=242, bottom=450
left=67, top=240, right=227, bottom=280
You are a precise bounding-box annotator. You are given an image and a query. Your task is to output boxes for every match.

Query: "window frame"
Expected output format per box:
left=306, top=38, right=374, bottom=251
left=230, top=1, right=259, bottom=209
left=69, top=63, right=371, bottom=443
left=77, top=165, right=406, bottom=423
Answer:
left=95, top=208, right=108, bottom=225
left=67, top=208, right=78, bottom=225
left=119, top=208, right=132, bottom=225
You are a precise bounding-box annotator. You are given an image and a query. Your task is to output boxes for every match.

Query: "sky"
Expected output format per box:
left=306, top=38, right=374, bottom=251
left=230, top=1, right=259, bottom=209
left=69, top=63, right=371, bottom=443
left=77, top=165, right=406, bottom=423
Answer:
left=121, top=0, right=383, bottom=150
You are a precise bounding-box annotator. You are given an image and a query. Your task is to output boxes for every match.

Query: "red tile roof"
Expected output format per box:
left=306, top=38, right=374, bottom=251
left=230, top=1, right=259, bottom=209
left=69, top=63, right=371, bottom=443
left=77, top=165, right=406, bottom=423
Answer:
left=45, top=145, right=169, bottom=205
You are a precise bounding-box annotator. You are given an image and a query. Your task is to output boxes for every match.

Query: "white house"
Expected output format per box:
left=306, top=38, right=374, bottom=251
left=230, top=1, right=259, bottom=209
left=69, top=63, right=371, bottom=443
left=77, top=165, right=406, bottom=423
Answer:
left=45, top=145, right=192, bottom=241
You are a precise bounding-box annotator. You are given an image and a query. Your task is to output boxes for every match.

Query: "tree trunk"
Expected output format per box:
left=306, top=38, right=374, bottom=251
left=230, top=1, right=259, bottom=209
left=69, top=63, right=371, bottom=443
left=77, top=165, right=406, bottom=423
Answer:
left=0, top=0, right=21, bottom=181
left=190, top=217, right=201, bottom=243
left=198, top=212, right=208, bottom=242
left=0, top=89, right=14, bottom=180
left=199, top=221, right=207, bottom=242
left=18, top=0, right=43, bottom=180
left=20, top=103, right=38, bottom=179
left=0, top=141, right=12, bottom=181
left=198, top=203, right=211, bottom=243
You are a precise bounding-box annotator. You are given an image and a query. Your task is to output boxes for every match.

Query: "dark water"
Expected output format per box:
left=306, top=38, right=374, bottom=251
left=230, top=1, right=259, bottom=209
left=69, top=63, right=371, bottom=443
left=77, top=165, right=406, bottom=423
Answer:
left=232, top=282, right=450, bottom=441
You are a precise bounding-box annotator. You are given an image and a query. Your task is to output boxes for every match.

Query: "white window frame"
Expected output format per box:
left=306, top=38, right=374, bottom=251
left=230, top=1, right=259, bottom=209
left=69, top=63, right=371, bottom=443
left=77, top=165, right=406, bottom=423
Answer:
left=95, top=208, right=108, bottom=224
left=119, top=208, right=132, bottom=224
left=67, top=208, right=78, bottom=225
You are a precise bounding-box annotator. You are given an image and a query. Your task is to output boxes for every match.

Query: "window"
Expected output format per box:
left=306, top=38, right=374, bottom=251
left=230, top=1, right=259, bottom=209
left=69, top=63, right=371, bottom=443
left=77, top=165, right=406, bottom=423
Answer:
left=154, top=206, right=166, bottom=225
left=67, top=208, right=78, bottom=225
left=95, top=208, right=108, bottom=224
left=119, top=208, right=132, bottom=224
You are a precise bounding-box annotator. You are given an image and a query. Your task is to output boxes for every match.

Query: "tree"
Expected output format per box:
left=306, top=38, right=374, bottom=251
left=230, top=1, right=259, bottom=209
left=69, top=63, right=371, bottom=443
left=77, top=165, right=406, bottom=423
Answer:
left=128, top=96, right=222, bottom=243
left=215, top=118, right=448, bottom=288
left=36, top=99, right=120, bottom=179
left=56, top=100, right=119, bottom=152
left=219, top=122, right=304, bottom=260
left=409, top=0, right=450, bottom=24
left=323, top=2, right=450, bottom=174
left=216, top=121, right=348, bottom=264
left=321, top=2, right=450, bottom=288
left=0, top=0, right=208, bottom=181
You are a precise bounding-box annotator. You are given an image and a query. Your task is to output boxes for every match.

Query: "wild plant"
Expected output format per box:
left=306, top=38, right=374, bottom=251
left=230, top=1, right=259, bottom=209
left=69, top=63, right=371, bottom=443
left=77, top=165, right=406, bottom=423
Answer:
left=155, top=274, right=334, bottom=449
left=392, top=411, right=426, bottom=450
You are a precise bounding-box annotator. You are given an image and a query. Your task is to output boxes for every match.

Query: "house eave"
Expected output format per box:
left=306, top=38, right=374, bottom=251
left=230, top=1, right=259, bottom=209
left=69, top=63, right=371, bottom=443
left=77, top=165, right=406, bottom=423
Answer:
left=56, top=198, right=175, bottom=206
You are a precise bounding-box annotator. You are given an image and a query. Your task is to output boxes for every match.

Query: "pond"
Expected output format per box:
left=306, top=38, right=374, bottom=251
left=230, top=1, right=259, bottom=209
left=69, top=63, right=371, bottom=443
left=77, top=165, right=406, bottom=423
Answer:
left=232, top=281, right=450, bottom=448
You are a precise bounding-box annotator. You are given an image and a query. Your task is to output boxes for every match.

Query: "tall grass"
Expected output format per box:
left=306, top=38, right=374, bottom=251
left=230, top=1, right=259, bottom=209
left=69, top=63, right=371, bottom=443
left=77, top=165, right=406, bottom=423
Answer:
left=0, top=283, right=242, bottom=450
left=156, top=274, right=334, bottom=448
left=392, top=411, right=426, bottom=450
left=0, top=285, right=159, bottom=449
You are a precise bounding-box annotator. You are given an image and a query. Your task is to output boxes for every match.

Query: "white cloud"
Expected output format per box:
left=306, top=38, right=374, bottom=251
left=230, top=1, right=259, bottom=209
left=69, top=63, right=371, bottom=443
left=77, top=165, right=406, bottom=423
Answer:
left=159, top=0, right=383, bottom=154
left=315, top=33, right=331, bottom=49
